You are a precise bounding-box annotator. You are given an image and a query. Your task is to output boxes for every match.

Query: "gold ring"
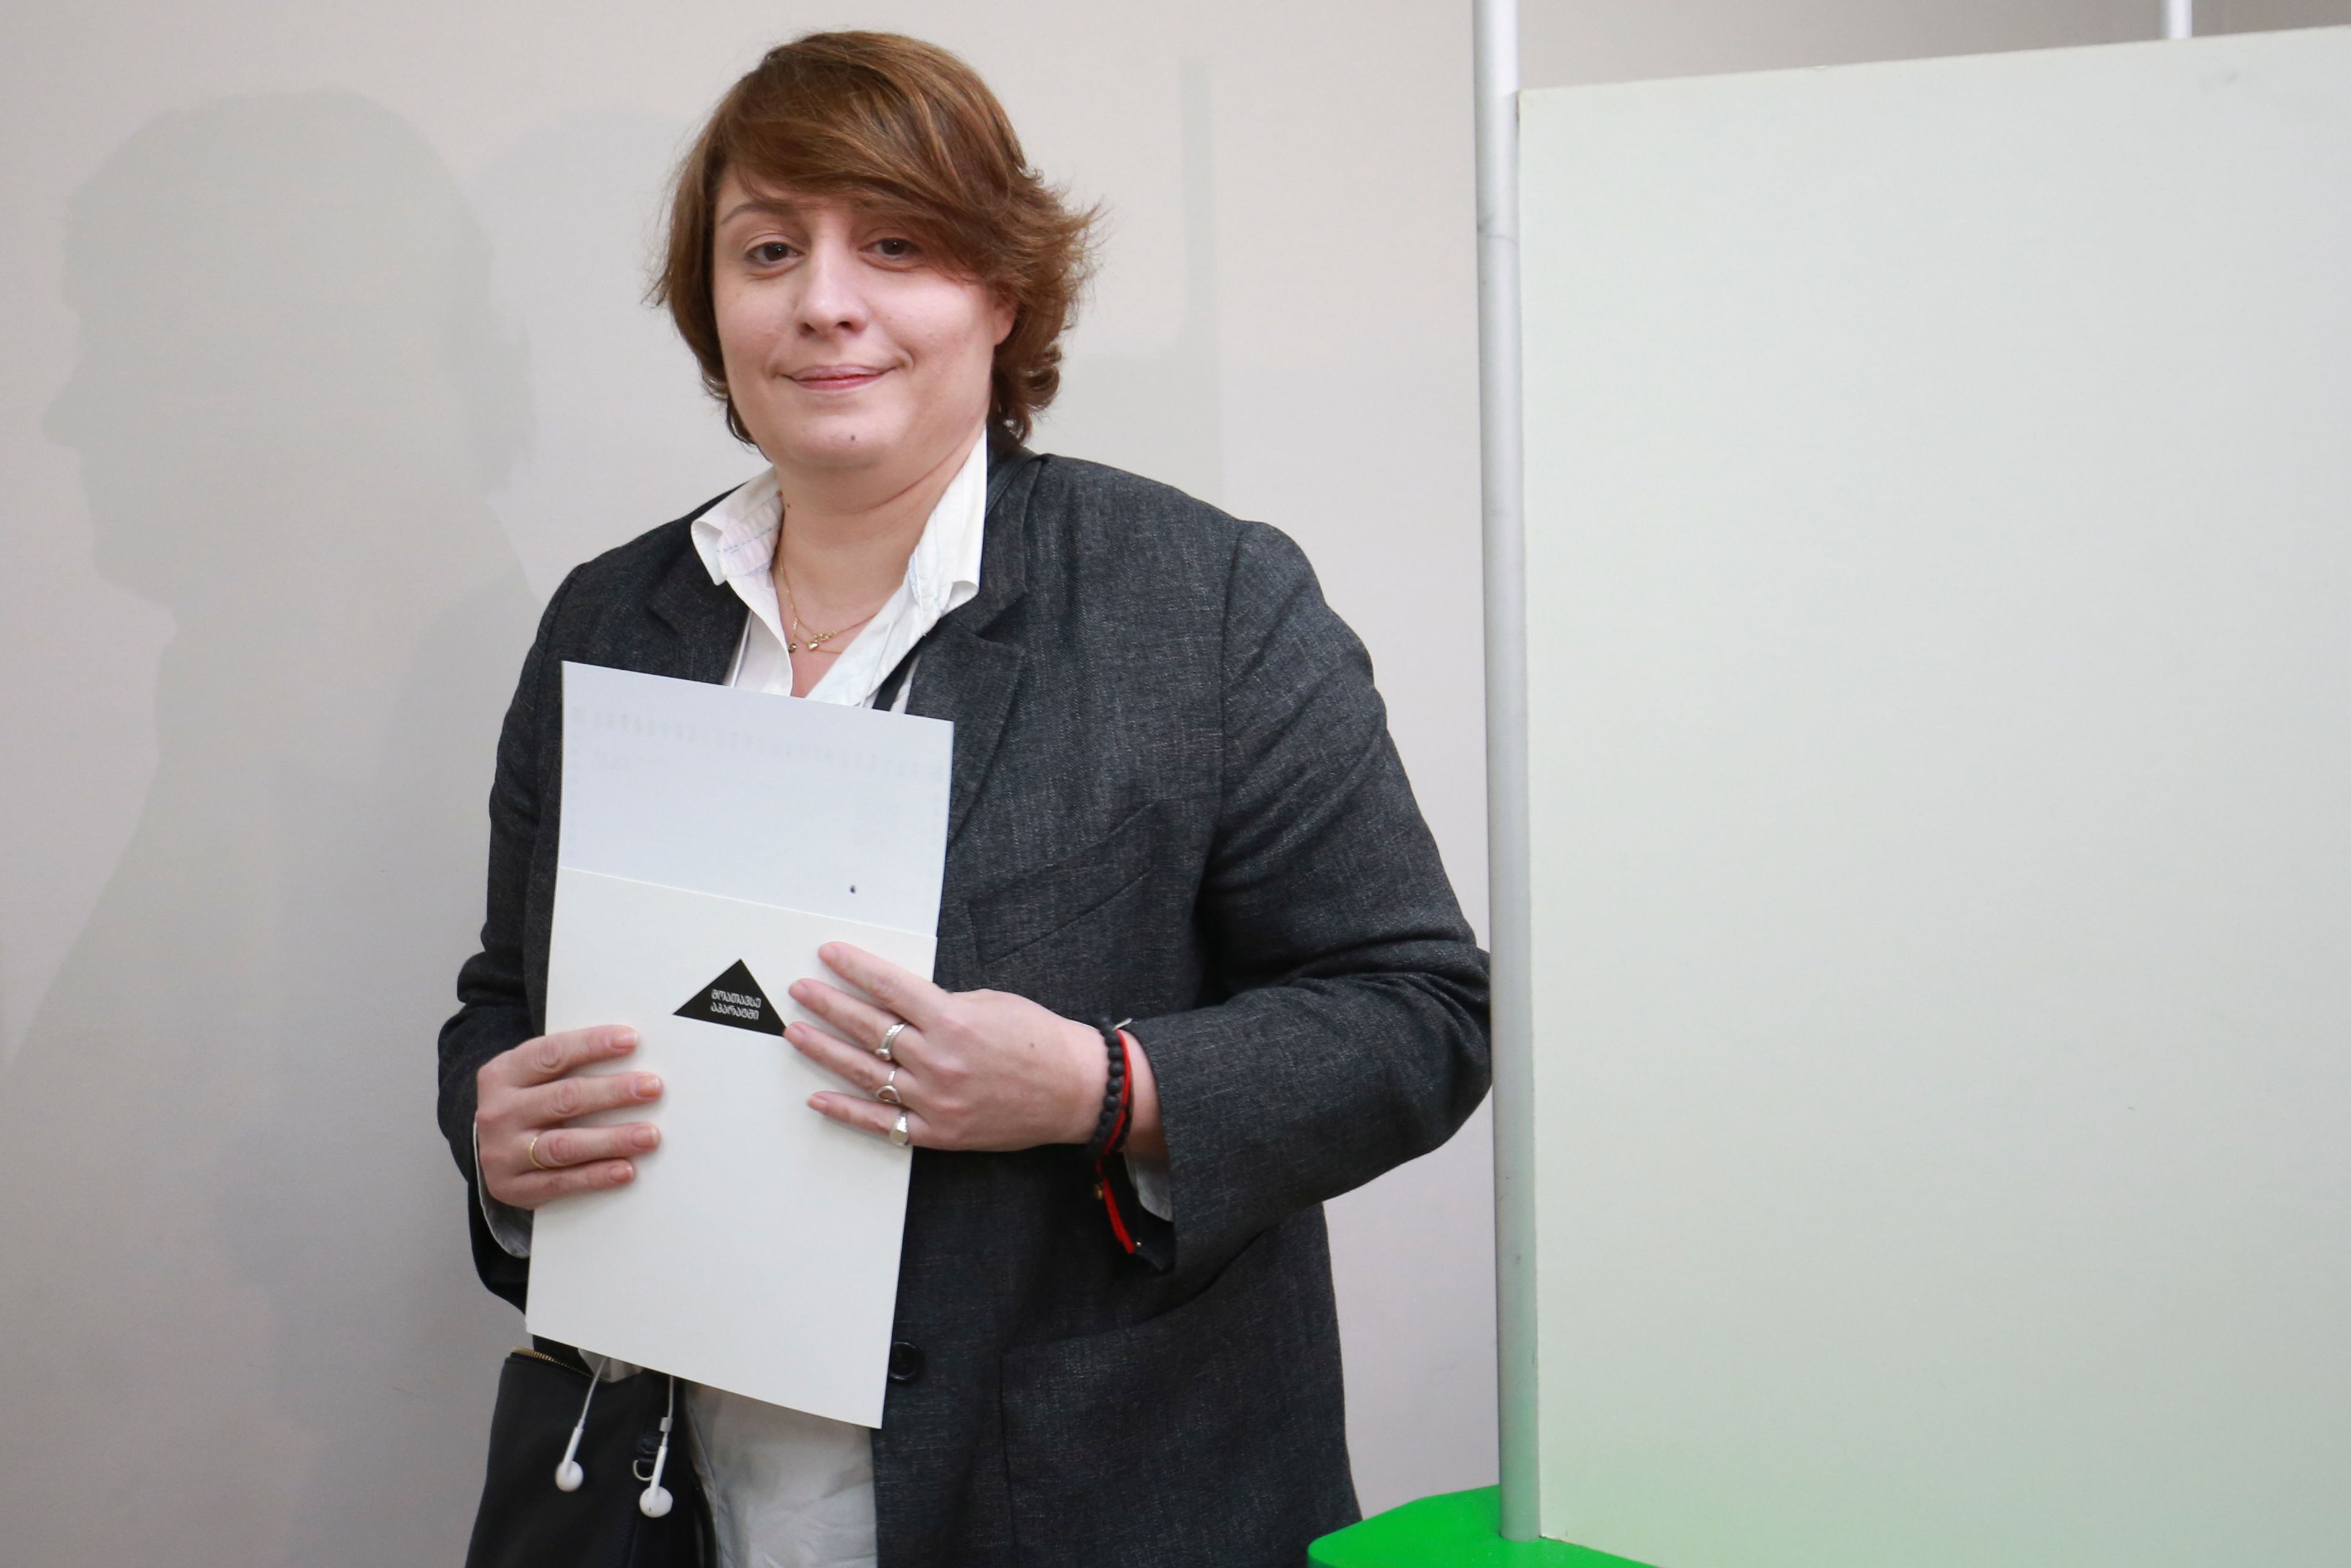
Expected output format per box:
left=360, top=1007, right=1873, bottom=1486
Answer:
left=527, top=1132, right=557, bottom=1171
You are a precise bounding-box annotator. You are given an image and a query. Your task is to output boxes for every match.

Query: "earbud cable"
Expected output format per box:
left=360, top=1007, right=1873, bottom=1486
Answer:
left=552, top=1355, right=610, bottom=1493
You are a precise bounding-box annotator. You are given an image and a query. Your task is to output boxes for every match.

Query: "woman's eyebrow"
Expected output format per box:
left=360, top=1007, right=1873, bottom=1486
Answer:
left=716, top=197, right=804, bottom=227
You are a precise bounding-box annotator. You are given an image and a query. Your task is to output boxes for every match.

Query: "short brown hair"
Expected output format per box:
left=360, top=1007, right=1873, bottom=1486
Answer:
left=655, top=31, right=1096, bottom=446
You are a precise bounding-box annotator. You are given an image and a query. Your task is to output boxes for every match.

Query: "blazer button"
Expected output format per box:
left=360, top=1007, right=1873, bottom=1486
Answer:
left=887, top=1340, right=925, bottom=1384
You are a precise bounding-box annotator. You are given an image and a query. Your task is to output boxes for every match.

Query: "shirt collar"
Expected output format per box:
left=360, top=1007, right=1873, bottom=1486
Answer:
left=688, top=435, right=988, bottom=607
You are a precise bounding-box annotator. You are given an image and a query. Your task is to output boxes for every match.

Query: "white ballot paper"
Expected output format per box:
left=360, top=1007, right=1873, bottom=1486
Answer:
left=528, top=662, right=953, bottom=1428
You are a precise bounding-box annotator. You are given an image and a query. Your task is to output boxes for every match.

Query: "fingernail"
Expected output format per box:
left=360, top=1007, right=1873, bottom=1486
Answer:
left=636, top=1074, right=662, bottom=1098
left=789, top=980, right=811, bottom=1000
left=632, top=1125, right=659, bottom=1150
left=611, top=1163, right=634, bottom=1184
left=612, top=1029, right=639, bottom=1051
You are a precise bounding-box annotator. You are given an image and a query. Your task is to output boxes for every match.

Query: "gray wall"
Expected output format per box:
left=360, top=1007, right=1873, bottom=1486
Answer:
left=0, top=7, right=1488, bottom=1559
left=4, top=2, right=2346, bottom=1561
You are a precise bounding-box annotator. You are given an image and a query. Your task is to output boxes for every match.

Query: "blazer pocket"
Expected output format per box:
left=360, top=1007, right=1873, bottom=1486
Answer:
left=968, top=798, right=1178, bottom=967
left=996, top=1219, right=1357, bottom=1567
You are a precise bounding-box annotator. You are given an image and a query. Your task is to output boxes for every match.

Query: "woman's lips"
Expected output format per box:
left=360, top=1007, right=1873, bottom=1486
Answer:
left=790, top=365, right=890, bottom=391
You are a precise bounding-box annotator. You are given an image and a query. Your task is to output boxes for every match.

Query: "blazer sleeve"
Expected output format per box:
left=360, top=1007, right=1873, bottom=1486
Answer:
left=1131, top=522, right=1492, bottom=1268
left=435, top=569, right=579, bottom=1307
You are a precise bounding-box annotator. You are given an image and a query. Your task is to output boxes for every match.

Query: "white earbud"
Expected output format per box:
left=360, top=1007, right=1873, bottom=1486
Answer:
left=637, top=1377, right=677, bottom=1518
left=553, top=1357, right=609, bottom=1493
left=554, top=1438, right=585, bottom=1493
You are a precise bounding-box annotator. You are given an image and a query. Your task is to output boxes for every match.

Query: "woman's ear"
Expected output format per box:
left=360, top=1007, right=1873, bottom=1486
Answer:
left=991, top=290, right=1018, bottom=347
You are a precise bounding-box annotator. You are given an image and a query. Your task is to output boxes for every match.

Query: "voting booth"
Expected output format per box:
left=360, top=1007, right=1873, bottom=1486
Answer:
left=1319, top=21, right=2351, bottom=1568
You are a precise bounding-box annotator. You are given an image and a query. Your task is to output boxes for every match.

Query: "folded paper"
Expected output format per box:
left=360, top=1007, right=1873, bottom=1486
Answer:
left=528, top=663, right=953, bottom=1427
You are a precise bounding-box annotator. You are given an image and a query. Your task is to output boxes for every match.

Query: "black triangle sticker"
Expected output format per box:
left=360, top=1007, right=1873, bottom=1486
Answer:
left=674, top=959, right=784, bottom=1036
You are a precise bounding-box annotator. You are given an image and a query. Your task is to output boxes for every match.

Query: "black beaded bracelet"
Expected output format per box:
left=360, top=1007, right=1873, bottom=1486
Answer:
left=1081, top=1016, right=1131, bottom=1162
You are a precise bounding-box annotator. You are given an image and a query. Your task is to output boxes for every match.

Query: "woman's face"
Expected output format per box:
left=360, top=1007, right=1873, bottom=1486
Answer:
left=710, top=171, right=1012, bottom=484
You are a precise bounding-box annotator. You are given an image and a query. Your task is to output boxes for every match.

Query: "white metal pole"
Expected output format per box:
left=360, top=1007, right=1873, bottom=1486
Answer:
left=1472, top=0, right=1540, bottom=1542
left=2164, top=0, right=2194, bottom=39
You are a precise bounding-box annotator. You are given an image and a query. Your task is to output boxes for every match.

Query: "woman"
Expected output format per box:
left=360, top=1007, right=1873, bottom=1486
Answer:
left=438, top=31, right=1488, bottom=1568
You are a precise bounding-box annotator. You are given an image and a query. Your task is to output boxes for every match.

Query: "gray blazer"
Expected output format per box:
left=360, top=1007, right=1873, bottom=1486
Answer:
left=437, top=446, right=1491, bottom=1567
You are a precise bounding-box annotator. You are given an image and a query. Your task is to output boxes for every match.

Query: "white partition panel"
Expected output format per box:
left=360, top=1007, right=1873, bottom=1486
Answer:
left=1522, top=29, right=2351, bottom=1568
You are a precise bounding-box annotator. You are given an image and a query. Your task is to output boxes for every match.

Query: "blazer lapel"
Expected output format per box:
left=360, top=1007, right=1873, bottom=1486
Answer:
left=910, top=445, right=1043, bottom=843
left=909, top=621, right=1022, bottom=844
left=641, top=543, right=746, bottom=685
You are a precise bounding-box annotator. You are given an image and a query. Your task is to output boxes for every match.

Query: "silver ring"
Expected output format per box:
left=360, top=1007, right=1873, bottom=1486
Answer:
left=889, top=1112, right=910, bottom=1147
left=877, top=1020, right=909, bottom=1062
left=876, top=1067, right=901, bottom=1106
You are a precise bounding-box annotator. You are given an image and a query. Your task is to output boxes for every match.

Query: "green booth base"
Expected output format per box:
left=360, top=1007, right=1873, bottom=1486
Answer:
left=1311, top=1488, right=1656, bottom=1568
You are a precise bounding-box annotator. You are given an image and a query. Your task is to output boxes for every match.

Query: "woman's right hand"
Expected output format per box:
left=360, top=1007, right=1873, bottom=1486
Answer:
left=474, top=1025, right=664, bottom=1209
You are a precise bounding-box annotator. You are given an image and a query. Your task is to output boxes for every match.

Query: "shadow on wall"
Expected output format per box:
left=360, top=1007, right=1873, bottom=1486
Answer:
left=0, top=93, right=534, bottom=1565
left=1037, top=58, right=1224, bottom=506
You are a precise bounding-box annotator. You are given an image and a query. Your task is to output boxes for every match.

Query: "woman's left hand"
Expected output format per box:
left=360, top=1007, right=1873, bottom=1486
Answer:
left=788, top=942, right=1111, bottom=1152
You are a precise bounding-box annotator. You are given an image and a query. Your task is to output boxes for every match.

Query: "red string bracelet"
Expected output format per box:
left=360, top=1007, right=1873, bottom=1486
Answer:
left=1086, top=1021, right=1138, bottom=1253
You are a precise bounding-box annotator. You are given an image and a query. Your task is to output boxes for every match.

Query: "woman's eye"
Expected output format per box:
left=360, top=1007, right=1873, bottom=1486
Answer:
left=749, top=241, right=793, bottom=265
left=872, top=238, right=918, bottom=261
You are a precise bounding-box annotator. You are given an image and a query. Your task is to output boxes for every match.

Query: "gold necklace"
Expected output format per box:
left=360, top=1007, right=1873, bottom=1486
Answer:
left=776, top=557, right=879, bottom=656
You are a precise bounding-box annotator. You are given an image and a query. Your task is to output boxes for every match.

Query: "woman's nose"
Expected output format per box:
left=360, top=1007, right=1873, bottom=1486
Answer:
left=794, top=240, right=869, bottom=336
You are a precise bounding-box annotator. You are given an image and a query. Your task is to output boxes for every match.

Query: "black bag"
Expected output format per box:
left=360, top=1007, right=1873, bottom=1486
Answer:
left=464, top=1344, right=711, bottom=1568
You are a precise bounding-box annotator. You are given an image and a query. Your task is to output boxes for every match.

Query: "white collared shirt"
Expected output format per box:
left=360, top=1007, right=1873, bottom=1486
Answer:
left=690, top=433, right=989, bottom=710
left=679, top=431, right=990, bottom=1568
